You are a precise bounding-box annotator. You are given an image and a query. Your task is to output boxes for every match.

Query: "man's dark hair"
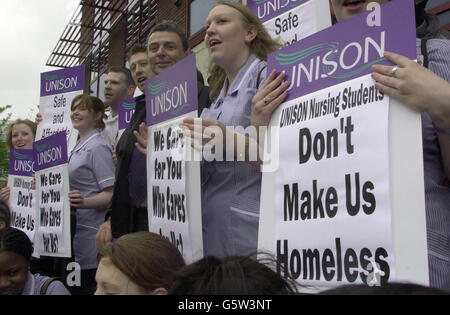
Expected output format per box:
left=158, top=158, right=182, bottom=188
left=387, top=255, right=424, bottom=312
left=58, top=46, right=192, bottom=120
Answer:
left=0, top=227, right=33, bottom=261
left=148, top=20, right=189, bottom=52
left=127, top=43, right=148, bottom=62
left=168, top=254, right=298, bottom=295
left=108, top=66, right=135, bottom=87
left=0, top=200, right=11, bottom=228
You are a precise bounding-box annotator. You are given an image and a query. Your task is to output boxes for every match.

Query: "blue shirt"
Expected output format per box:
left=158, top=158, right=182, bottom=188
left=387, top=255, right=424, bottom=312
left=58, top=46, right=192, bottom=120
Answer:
left=200, top=54, right=267, bottom=258
left=69, top=130, right=115, bottom=269
left=418, top=38, right=450, bottom=291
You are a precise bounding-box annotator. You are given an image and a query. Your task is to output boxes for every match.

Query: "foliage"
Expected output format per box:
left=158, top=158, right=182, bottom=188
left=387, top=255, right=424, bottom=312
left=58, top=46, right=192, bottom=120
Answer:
left=0, top=105, right=12, bottom=187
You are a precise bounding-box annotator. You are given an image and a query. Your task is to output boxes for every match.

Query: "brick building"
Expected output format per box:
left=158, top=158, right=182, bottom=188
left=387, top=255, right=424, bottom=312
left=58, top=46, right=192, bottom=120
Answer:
left=46, top=0, right=239, bottom=100
left=46, top=0, right=449, bottom=101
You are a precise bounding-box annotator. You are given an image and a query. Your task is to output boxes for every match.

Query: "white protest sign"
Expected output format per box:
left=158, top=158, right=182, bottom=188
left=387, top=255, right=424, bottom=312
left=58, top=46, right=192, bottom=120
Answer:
left=148, top=119, right=197, bottom=263
left=275, top=74, right=393, bottom=287
left=34, top=132, right=72, bottom=258
left=146, top=53, right=203, bottom=263
left=8, top=149, right=37, bottom=250
left=247, top=0, right=331, bottom=46
left=36, top=65, right=84, bottom=154
left=258, top=0, right=428, bottom=291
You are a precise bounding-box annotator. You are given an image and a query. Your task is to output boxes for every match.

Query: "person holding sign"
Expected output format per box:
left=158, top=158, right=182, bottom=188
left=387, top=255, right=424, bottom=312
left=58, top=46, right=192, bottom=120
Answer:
left=68, top=95, right=115, bottom=295
left=107, top=22, right=211, bottom=243
left=102, top=66, right=136, bottom=148
left=327, top=0, right=450, bottom=292
left=0, top=227, right=70, bottom=295
left=96, top=45, right=155, bottom=248
left=0, top=119, right=37, bottom=202
left=128, top=43, right=155, bottom=94
left=180, top=1, right=287, bottom=258
left=1, top=119, right=60, bottom=279
left=95, top=231, right=185, bottom=295
left=372, top=51, right=450, bottom=134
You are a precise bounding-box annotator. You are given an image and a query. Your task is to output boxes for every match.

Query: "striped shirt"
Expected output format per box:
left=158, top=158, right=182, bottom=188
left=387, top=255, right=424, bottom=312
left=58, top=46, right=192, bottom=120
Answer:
left=418, top=38, right=450, bottom=291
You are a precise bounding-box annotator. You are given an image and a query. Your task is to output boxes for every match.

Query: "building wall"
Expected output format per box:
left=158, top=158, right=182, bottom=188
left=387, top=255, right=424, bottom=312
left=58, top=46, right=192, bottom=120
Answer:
left=109, top=18, right=126, bottom=68
left=426, top=0, right=450, bottom=31
left=104, top=0, right=213, bottom=88
left=156, top=0, right=187, bottom=33
left=90, top=0, right=448, bottom=98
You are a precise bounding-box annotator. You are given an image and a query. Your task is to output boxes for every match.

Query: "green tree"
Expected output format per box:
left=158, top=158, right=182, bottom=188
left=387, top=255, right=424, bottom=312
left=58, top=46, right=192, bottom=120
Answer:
left=0, top=105, right=12, bottom=188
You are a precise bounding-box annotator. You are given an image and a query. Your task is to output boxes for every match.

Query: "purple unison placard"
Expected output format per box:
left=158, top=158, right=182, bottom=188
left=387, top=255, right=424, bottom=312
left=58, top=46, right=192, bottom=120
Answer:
left=118, top=97, right=137, bottom=130
left=33, top=131, right=68, bottom=172
left=146, top=53, right=198, bottom=126
left=247, top=0, right=310, bottom=23
left=268, top=0, right=417, bottom=102
left=9, top=149, right=35, bottom=177
left=40, top=65, right=85, bottom=97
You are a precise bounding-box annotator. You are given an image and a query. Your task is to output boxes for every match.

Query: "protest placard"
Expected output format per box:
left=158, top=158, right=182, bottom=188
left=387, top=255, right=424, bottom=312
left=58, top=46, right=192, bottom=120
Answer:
left=247, top=0, right=331, bottom=46
left=34, top=132, right=71, bottom=258
left=146, top=53, right=202, bottom=263
left=118, top=97, right=136, bottom=139
left=8, top=149, right=36, bottom=247
left=258, top=0, right=428, bottom=291
left=36, top=65, right=84, bottom=154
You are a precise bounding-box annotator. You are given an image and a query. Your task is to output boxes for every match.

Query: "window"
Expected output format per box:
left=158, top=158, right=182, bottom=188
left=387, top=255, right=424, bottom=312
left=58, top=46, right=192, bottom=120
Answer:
left=189, top=0, right=216, bottom=36
left=189, top=0, right=240, bottom=36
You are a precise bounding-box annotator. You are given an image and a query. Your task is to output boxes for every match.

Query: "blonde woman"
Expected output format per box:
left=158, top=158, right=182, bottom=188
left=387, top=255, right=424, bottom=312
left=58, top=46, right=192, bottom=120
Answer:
left=181, top=1, right=288, bottom=258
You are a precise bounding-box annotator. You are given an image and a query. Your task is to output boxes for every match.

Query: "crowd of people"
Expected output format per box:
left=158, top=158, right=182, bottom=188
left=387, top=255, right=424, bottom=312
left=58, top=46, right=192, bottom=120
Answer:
left=0, top=0, right=449, bottom=295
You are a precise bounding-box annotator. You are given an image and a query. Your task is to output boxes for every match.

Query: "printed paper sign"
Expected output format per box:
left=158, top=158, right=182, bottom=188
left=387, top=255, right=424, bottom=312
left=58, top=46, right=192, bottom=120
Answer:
left=34, top=132, right=71, bottom=258
left=146, top=53, right=202, bottom=262
left=267, top=1, right=416, bottom=102
left=260, top=0, right=419, bottom=289
left=36, top=65, right=84, bottom=154
left=149, top=122, right=193, bottom=261
left=146, top=54, right=199, bottom=125
left=8, top=149, right=36, bottom=245
left=275, top=74, right=392, bottom=287
left=247, top=0, right=331, bottom=46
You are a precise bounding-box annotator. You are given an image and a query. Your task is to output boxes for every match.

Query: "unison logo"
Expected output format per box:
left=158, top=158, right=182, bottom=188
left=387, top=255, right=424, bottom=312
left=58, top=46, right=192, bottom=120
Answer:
left=44, top=73, right=79, bottom=94
left=251, top=0, right=308, bottom=19
left=149, top=82, right=189, bottom=117
left=276, top=32, right=386, bottom=90
left=35, top=144, right=63, bottom=167
left=13, top=151, right=35, bottom=174
left=14, top=151, right=31, bottom=160
left=121, top=101, right=136, bottom=110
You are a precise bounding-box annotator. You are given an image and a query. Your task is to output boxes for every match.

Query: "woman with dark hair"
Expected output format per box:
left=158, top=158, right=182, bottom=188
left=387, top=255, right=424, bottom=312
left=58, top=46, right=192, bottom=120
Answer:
left=168, top=254, right=298, bottom=295
left=68, top=94, right=115, bottom=295
left=0, top=227, right=70, bottom=295
left=95, top=231, right=186, bottom=295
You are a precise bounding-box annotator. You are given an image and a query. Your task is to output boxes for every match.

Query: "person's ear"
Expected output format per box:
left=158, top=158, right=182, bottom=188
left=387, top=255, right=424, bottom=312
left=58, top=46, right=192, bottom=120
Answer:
left=128, top=85, right=136, bottom=98
left=184, top=48, right=191, bottom=57
left=151, top=287, right=168, bottom=295
left=95, top=112, right=102, bottom=122
left=245, top=25, right=257, bottom=45
left=0, top=221, right=5, bottom=229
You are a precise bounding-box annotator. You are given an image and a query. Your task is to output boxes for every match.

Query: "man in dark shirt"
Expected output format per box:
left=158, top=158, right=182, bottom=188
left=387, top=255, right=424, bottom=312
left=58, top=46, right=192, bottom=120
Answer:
left=96, top=23, right=210, bottom=246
